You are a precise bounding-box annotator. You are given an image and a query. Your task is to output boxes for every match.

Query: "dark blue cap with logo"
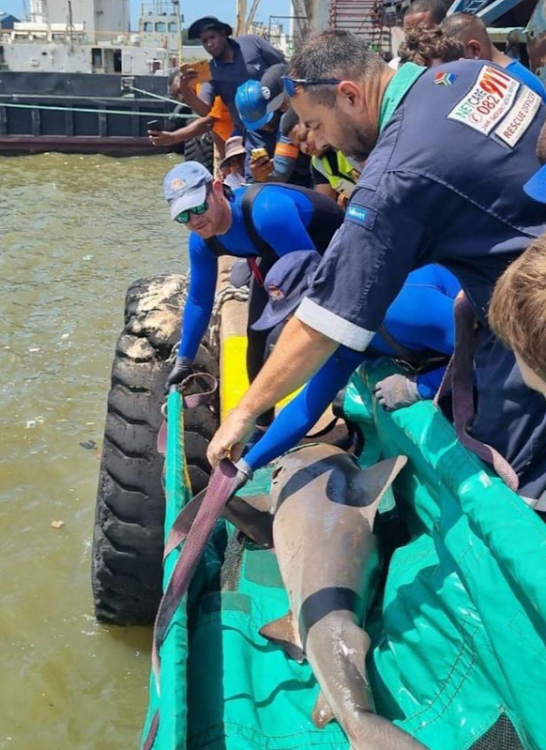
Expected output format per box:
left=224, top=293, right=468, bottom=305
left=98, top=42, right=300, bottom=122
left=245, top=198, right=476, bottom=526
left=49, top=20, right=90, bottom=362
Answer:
left=251, top=250, right=321, bottom=331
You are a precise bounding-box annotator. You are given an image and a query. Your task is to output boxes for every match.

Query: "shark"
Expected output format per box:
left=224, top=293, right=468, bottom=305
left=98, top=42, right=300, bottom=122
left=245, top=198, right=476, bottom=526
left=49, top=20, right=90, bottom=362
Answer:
left=259, top=444, right=427, bottom=750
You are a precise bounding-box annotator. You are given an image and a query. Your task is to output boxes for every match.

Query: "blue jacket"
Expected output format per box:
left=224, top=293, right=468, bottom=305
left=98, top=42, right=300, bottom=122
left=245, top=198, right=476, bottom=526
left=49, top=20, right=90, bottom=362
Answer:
left=245, top=264, right=460, bottom=471
left=294, top=60, right=546, bottom=496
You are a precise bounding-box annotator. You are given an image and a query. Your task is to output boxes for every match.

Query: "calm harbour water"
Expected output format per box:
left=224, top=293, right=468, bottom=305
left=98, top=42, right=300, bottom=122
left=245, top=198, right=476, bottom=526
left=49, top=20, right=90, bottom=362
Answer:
left=0, top=152, right=189, bottom=750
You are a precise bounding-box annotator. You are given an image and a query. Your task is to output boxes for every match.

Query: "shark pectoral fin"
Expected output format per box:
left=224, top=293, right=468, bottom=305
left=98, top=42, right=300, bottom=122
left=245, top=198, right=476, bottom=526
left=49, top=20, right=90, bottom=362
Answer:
left=259, top=612, right=305, bottom=663
left=312, top=691, right=336, bottom=729
left=352, top=455, right=408, bottom=525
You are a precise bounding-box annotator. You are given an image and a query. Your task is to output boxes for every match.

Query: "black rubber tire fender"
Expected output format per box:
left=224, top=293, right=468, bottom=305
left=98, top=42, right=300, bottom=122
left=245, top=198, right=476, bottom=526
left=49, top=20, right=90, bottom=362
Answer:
left=183, top=132, right=214, bottom=172
left=92, top=274, right=219, bottom=626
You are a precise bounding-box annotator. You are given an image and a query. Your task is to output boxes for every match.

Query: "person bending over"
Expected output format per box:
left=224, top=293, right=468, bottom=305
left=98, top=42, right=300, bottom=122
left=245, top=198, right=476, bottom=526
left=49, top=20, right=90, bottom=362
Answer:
left=163, top=161, right=343, bottom=443
left=240, top=251, right=459, bottom=474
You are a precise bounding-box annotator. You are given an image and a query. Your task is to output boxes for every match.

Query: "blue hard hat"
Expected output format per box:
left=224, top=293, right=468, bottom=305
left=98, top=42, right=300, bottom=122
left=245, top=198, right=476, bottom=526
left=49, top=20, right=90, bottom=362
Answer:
left=524, top=163, right=546, bottom=204
left=235, top=80, right=274, bottom=132
left=252, top=251, right=321, bottom=331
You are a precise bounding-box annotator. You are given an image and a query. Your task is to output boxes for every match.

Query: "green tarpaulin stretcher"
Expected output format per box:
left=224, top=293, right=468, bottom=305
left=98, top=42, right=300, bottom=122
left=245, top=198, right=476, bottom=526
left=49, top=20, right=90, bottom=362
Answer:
left=141, top=361, right=546, bottom=750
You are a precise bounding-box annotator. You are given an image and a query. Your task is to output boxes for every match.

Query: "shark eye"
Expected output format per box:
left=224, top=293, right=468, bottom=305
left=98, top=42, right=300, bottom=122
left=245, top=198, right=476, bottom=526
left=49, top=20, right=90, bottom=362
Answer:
left=271, top=466, right=282, bottom=482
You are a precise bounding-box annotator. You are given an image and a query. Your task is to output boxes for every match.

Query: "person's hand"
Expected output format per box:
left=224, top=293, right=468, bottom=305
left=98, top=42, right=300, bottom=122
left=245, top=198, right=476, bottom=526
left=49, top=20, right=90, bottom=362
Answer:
left=165, top=356, right=194, bottom=393
left=250, top=155, right=274, bottom=182
left=178, top=64, right=199, bottom=93
left=148, top=129, right=179, bottom=147
left=207, top=407, right=257, bottom=469
left=337, top=193, right=349, bottom=210
left=373, top=374, right=421, bottom=412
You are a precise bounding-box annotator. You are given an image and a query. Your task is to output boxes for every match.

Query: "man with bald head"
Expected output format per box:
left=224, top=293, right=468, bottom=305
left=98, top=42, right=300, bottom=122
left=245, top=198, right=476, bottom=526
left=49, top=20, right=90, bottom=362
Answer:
left=442, top=12, right=546, bottom=98
left=403, top=0, right=449, bottom=33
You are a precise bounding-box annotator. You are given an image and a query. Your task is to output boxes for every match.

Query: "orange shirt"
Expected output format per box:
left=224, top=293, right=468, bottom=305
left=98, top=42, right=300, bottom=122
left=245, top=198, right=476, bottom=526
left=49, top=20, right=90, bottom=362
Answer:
left=194, top=83, right=233, bottom=143
left=209, top=96, right=233, bottom=143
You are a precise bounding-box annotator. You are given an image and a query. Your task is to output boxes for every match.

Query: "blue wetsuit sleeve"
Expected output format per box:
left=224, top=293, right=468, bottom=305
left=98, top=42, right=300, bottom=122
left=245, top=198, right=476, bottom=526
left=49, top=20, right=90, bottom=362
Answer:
left=177, top=233, right=218, bottom=359
left=416, top=366, right=445, bottom=399
left=245, top=348, right=363, bottom=471
left=252, top=188, right=316, bottom=254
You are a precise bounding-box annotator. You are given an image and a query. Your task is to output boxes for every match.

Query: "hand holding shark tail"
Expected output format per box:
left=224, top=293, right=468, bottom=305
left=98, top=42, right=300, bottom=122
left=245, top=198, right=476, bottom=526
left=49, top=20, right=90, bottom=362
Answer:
left=260, top=445, right=428, bottom=750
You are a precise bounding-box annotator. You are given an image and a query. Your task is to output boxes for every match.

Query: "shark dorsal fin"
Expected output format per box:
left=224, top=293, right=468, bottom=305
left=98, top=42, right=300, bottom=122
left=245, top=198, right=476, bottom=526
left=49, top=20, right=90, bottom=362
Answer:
left=312, top=691, right=336, bottom=728
left=259, top=612, right=305, bottom=663
left=350, top=455, right=408, bottom=526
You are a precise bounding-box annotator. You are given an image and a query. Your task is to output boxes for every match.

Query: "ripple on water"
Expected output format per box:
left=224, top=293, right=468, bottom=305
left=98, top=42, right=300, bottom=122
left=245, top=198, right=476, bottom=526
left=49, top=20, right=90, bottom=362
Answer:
left=0, top=153, right=189, bottom=750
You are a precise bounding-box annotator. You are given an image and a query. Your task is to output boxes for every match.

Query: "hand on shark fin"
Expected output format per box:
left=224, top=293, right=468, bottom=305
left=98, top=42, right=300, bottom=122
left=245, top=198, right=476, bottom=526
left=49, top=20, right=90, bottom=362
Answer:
left=312, top=691, right=336, bottom=729
left=349, top=455, right=408, bottom=524
left=259, top=612, right=305, bottom=663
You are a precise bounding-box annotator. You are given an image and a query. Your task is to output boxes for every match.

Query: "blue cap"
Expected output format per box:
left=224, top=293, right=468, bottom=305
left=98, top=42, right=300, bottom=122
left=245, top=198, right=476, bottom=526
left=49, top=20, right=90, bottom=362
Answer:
left=251, top=251, right=321, bottom=331
left=163, top=161, right=213, bottom=219
left=524, top=163, right=546, bottom=204
left=235, top=80, right=274, bottom=132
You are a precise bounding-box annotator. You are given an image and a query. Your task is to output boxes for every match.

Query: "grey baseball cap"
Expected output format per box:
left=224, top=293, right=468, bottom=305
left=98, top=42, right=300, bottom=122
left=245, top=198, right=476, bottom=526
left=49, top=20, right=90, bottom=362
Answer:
left=163, top=161, right=213, bottom=220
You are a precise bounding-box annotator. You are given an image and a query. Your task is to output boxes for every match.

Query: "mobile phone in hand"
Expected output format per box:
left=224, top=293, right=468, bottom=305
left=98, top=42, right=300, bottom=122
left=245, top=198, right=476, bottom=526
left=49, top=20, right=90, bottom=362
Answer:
left=147, top=119, right=162, bottom=131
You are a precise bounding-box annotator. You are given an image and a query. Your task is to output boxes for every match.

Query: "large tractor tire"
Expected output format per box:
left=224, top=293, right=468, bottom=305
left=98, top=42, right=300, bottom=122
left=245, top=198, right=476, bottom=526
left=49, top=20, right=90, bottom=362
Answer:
left=92, top=275, right=219, bottom=626
left=183, top=133, right=214, bottom=172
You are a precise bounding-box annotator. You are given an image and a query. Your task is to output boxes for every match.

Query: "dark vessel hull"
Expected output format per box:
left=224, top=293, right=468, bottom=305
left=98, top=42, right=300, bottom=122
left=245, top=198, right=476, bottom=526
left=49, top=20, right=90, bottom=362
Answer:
left=0, top=71, right=187, bottom=155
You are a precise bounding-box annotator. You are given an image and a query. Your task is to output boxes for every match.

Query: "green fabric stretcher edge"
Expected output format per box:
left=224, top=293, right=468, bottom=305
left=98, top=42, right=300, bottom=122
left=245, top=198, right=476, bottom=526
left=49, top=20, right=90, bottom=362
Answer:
left=141, top=361, right=546, bottom=750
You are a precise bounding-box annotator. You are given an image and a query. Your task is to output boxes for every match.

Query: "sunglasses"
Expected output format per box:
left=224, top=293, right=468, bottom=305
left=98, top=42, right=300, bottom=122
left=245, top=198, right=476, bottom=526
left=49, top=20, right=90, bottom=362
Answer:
left=281, top=75, right=342, bottom=98
left=174, top=200, right=209, bottom=224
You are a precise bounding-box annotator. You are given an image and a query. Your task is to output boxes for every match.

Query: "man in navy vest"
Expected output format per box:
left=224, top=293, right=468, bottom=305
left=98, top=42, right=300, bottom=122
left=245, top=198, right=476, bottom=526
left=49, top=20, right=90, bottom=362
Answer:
left=208, top=30, right=546, bottom=503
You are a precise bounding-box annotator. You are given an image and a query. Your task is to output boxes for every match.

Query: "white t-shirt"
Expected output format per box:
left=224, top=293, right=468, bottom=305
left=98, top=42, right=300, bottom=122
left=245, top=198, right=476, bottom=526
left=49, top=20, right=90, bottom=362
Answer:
left=223, top=173, right=246, bottom=190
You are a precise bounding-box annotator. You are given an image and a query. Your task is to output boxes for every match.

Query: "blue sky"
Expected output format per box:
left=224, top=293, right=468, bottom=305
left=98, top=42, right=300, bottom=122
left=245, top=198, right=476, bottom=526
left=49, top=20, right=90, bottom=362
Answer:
left=2, top=1, right=291, bottom=29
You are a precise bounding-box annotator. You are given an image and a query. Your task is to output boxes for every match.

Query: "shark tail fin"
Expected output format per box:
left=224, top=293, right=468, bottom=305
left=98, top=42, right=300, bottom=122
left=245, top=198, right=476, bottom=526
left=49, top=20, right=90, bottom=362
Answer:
left=312, top=691, right=336, bottom=729
left=259, top=612, right=305, bottom=663
left=352, top=455, right=408, bottom=527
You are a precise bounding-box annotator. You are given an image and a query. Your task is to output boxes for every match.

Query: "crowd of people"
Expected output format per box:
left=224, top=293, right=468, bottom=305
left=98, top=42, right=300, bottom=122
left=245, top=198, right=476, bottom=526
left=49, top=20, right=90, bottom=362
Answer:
left=159, top=7, right=546, bottom=512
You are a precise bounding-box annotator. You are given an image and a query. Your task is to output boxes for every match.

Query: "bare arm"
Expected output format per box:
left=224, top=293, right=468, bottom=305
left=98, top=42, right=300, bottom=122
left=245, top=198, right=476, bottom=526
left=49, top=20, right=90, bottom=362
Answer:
left=178, top=87, right=213, bottom=118
left=149, top=116, right=214, bottom=147
left=206, top=317, right=338, bottom=467
left=176, top=66, right=213, bottom=118
left=314, top=183, right=338, bottom=201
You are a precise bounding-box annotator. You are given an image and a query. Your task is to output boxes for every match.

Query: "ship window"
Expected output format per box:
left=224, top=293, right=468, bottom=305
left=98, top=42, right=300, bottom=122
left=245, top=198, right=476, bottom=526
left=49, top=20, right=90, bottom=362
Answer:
left=155, top=22, right=166, bottom=32
left=114, top=49, right=122, bottom=73
left=143, top=22, right=153, bottom=32
left=168, top=22, right=177, bottom=33
left=91, top=47, right=103, bottom=69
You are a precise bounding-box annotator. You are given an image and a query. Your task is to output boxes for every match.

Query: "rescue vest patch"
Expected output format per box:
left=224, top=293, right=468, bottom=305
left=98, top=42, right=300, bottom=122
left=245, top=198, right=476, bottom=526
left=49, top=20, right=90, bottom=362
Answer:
left=494, top=87, right=541, bottom=148
left=448, top=65, right=520, bottom=135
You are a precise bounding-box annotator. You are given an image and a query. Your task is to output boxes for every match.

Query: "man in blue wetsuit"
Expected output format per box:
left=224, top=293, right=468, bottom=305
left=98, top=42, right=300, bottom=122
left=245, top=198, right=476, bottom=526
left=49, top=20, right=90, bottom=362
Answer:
left=239, top=252, right=459, bottom=473
left=163, top=161, right=344, bottom=433
left=208, top=31, right=546, bottom=502
left=441, top=13, right=546, bottom=100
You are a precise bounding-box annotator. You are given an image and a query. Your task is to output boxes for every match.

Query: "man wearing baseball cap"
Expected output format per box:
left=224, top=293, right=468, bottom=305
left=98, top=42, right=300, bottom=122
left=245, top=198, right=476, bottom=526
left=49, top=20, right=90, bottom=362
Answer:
left=236, top=64, right=313, bottom=188
left=163, top=161, right=344, bottom=444
left=238, top=252, right=460, bottom=474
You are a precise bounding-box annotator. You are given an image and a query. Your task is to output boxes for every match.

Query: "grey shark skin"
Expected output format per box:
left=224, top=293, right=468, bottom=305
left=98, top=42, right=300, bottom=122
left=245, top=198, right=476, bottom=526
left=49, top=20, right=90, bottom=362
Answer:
left=260, top=444, right=427, bottom=750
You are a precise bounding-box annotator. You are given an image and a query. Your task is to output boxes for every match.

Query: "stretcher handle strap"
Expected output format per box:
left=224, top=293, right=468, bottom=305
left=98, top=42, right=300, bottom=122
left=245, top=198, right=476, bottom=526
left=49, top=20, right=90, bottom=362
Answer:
left=248, top=256, right=265, bottom=287
left=157, top=373, right=218, bottom=455
left=450, top=292, right=519, bottom=491
left=150, top=459, right=241, bottom=684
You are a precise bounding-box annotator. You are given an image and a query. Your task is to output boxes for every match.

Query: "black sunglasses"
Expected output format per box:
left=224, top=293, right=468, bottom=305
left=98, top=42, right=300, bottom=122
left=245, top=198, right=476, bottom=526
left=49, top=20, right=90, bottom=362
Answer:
left=281, top=75, right=342, bottom=97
